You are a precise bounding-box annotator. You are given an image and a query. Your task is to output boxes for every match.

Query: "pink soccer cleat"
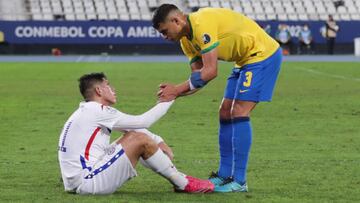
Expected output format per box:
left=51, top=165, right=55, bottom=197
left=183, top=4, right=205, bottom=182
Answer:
left=175, top=176, right=215, bottom=193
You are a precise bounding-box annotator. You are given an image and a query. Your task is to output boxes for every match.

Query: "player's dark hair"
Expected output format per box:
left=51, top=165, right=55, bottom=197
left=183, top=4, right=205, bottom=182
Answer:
left=152, top=4, right=179, bottom=29
left=78, top=72, right=107, bottom=101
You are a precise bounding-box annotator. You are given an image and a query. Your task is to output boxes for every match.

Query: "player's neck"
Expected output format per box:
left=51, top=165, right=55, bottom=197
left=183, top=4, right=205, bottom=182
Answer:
left=184, top=15, right=191, bottom=39
left=91, top=97, right=112, bottom=106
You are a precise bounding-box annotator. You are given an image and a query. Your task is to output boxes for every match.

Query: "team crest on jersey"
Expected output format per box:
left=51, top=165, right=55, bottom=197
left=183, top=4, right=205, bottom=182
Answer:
left=106, top=146, right=116, bottom=155
left=202, top=33, right=211, bottom=44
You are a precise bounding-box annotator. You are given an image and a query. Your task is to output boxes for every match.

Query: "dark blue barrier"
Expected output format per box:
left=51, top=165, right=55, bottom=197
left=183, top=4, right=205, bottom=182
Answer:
left=0, top=20, right=359, bottom=44
left=0, top=21, right=169, bottom=44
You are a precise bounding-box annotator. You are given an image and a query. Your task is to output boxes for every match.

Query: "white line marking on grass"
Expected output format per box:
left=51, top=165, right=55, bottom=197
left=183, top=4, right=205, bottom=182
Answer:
left=296, top=67, right=360, bottom=82
left=76, top=56, right=84, bottom=62
left=88, top=56, right=102, bottom=62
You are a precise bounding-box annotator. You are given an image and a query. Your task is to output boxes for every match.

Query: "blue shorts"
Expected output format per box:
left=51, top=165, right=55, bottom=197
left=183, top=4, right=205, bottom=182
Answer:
left=224, top=48, right=282, bottom=102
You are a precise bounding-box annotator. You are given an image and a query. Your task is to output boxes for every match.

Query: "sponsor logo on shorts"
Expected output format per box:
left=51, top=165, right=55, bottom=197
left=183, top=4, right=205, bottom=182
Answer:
left=239, top=89, right=249, bottom=93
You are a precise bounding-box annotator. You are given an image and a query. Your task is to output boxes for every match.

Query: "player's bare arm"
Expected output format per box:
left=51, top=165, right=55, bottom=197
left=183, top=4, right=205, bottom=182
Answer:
left=158, top=48, right=218, bottom=102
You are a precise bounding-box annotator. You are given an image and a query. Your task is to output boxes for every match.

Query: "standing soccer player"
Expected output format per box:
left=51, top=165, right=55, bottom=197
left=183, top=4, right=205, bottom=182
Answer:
left=58, top=72, right=214, bottom=194
left=152, top=4, right=282, bottom=192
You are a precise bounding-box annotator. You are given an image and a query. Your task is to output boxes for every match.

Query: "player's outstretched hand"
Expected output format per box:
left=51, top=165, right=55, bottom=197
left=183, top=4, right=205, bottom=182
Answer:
left=158, top=141, right=174, bottom=160
left=157, top=83, right=178, bottom=102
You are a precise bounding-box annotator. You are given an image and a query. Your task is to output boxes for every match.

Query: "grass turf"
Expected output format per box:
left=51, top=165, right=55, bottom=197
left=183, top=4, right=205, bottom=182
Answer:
left=0, top=61, right=359, bottom=202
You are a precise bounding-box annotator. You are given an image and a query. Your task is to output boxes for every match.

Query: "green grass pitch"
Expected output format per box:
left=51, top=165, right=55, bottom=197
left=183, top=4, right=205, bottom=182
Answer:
left=0, top=61, right=359, bottom=202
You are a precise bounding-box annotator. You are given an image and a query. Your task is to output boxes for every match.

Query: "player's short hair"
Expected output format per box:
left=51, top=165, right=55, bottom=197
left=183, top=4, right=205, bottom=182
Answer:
left=78, top=72, right=107, bottom=101
left=152, top=4, right=179, bottom=29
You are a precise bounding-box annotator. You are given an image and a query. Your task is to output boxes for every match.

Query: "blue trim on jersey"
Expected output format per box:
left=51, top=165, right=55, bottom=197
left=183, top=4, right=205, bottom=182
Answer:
left=59, top=121, right=73, bottom=152
left=84, top=149, right=125, bottom=179
left=80, top=155, right=92, bottom=172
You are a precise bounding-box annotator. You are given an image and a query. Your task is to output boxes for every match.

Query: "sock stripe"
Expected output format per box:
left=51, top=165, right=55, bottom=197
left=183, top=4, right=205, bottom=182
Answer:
left=219, top=118, right=232, bottom=124
left=232, top=117, right=250, bottom=123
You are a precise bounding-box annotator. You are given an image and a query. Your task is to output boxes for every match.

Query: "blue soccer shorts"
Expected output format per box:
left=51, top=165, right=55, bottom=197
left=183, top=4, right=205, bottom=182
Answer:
left=224, top=48, right=282, bottom=102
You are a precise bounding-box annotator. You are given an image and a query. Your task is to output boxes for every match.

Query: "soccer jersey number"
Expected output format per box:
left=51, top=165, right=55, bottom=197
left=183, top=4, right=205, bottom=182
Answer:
left=243, top=71, right=253, bottom=87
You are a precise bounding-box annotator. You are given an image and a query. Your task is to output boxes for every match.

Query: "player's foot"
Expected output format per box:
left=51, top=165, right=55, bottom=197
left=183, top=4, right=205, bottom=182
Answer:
left=174, top=176, right=214, bottom=193
left=214, top=177, right=248, bottom=193
left=208, top=171, right=226, bottom=186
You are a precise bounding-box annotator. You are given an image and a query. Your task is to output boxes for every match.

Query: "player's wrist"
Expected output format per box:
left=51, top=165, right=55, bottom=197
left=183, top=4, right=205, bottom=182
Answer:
left=189, top=72, right=207, bottom=89
left=178, top=85, right=184, bottom=96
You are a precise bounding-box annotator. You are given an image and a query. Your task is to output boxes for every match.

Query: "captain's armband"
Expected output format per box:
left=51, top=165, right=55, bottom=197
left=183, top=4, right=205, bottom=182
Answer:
left=189, top=72, right=207, bottom=90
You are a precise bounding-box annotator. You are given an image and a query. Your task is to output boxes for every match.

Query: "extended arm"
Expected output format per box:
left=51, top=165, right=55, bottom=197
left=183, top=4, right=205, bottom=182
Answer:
left=111, top=100, right=174, bottom=130
left=158, top=48, right=218, bottom=101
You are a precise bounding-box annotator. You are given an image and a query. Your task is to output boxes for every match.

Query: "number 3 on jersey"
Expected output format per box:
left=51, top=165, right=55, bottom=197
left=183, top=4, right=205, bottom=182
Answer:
left=243, top=71, right=253, bottom=87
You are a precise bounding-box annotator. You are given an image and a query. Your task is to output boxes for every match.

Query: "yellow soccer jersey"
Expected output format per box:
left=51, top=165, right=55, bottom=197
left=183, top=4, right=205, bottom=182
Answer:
left=180, top=8, right=279, bottom=68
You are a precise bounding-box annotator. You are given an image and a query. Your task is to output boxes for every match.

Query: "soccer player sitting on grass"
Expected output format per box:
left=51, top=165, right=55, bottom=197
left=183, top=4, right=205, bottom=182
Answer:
left=152, top=4, right=282, bottom=192
left=58, top=72, right=214, bottom=195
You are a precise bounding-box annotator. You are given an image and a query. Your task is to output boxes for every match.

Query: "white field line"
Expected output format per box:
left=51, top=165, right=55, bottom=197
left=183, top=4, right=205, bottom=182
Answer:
left=295, top=67, right=360, bottom=82
left=76, top=55, right=84, bottom=62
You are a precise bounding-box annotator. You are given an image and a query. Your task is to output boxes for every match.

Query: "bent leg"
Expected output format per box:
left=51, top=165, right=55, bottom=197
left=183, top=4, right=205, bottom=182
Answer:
left=231, top=100, right=256, bottom=185
left=214, top=68, right=241, bottom=180
left=118, top=131, right=188, bottom=190
left=116, top=131, right=158, bottom=167
left=223, top=49, right=281, bottom=187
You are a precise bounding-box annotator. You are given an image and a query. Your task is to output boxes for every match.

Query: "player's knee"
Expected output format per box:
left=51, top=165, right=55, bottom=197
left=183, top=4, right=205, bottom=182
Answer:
left=219, top=102, right=232, bottom=119
left=141, top=135, right=157, bottom=153
left=128, top=132, right=157, bottom=152
left=231, top=105, right=251, bottom=117
left=122, top=131, right=138, bottom=139
left=231, top=101, right=257, bottom=117
left=117, top=131, right=138, bottom=145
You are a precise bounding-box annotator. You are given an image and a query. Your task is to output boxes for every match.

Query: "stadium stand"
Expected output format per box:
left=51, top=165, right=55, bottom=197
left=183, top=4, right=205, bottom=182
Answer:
left=0, top=0, right=359, bottom=55
left=17, top=0, right=185, bottom=21
left=0, top=0, right=28, bottom=20
left=0, top=0, right=359, bottom=21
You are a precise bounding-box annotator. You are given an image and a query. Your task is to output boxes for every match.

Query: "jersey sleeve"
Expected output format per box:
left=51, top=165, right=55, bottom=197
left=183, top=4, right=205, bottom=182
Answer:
left=97, top=101, right=174, bottom=130
left=193, top=13, right=219, bottom=54
left=180, top=37, right=201, bottom=64
left=96, top=106, right=124, bottom=130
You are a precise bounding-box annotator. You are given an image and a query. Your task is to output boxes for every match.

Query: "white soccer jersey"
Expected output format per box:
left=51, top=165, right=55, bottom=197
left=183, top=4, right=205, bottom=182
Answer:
left=58, top=101, right=173, bottom=191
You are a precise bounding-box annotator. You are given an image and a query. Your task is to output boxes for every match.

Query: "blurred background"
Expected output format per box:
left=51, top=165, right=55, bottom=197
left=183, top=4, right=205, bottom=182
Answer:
left=0, top=0, right=359, bottom=56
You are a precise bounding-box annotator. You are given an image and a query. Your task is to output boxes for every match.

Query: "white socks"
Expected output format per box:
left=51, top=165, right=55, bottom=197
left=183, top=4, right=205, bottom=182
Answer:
left=144, top=149, right=188, bottom=190
left=139, top=157, right=150, bottom=168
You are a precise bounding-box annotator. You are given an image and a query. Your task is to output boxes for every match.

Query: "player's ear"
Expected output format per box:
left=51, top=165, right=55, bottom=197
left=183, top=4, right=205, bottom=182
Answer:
left=94, top=85, right=102, bottom=96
